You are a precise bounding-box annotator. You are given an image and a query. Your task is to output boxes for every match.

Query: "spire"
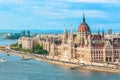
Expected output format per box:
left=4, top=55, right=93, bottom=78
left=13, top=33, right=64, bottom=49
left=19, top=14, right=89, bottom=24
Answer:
left=102, top=28, right=104, bottom=37
left=69, top=26, right=73, bottom=46
left=70, top=24, right=73, bottom=33
left=70, top=25, right=73, bottom=38
left=83, top=13, right=85, bottom=23
left=64, top=24, right=67, bottom=33
left=70, top=26, right=73, bottom=38
left=63, top=24, right=67, bottom=44
left=98, top=28, right=100, bottom=35
left=102, top=28, right=104, bottom=34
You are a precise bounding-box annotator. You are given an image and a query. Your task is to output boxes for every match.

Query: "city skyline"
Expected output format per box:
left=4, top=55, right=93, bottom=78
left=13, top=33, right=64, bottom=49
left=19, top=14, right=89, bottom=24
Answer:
left=0, top=0, right=120, bottom=30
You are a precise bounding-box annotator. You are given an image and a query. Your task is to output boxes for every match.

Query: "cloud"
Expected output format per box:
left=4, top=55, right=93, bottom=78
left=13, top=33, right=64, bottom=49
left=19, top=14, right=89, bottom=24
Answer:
left=0, top=0, right=25, bottom=3
left=33, top=5, right=107, bottom=20
left=27, top=17, right=32, bottom=21
left=60, top=0, right=118, bottom=3
left=0, top=0, right=119, bottom=30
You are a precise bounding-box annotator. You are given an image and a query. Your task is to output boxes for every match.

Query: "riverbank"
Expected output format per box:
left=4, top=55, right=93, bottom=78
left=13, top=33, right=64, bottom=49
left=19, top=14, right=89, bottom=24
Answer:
left=0, top=50, right=79, bottom=67
left=0, top=50, right=120, bottom=73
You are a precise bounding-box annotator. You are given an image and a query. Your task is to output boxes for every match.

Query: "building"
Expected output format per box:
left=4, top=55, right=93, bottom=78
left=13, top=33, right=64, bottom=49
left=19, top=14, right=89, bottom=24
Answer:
left=18, top=37, right=33, bottom=49
left=19, top=14, right=120, bottom=64
left=108, top=29, right=112, bottom=35
left=21, top=30, right=30, bottom=37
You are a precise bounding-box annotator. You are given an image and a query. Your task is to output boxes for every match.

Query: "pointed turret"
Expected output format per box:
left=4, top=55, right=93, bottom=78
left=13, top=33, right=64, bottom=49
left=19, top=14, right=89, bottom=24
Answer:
left=62, top=25, right=67, bottom=44
left=102, top=28, right=104, bottom=38
left=69, top=26, right=74, bottom=46
left=70, top=26, right=73, bottom=40
left=64, top=25, right=67, bottom=34
left=98, top=28, right=100, bottom=35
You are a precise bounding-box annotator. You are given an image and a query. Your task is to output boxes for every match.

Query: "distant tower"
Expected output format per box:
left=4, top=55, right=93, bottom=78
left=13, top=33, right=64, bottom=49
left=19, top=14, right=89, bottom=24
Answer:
left=108, top=29, right=112, bottom=35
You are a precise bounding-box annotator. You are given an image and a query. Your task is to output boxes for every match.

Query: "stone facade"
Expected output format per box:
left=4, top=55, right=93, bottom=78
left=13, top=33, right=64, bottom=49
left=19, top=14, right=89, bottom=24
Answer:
left=19, top=15, right=120, bottom=64
left=18, top=37, right=33, bottom=49
left=40, top=15, right=120, bottom=64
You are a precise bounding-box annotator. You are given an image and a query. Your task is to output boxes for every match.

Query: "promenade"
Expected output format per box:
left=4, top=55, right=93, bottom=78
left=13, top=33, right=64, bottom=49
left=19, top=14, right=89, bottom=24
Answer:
left=1, top=49, right=120, bottom=73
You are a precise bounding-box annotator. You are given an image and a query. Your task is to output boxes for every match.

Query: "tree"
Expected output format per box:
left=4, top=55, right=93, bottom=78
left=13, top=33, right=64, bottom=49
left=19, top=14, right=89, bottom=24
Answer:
left=33, top=44, right=43, bottom=50
left=43, top=50, right=48, bottom=54
left=11, top=43, right=18, bottom=47
left=11, top=43, right=48, bottom=55
left=19, top=44, right=22, bottom=48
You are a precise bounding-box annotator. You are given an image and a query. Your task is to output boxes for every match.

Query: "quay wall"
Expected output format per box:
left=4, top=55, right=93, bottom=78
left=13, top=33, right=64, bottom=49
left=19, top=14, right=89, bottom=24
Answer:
left=0, top=50, right=120, bottom=73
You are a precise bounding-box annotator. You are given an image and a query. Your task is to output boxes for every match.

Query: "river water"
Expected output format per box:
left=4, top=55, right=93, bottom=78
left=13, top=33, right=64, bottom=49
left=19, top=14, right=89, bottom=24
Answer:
left=0, top=53, right=120, bottom=80
left=0, top=38, right=120, bottom=80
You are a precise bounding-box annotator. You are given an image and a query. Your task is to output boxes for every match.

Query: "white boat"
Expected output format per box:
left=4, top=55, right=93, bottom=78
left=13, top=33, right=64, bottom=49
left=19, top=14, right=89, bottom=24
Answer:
left=21, top=57, right=31, bottom=60
left=0, top=59, right=6, bottom=62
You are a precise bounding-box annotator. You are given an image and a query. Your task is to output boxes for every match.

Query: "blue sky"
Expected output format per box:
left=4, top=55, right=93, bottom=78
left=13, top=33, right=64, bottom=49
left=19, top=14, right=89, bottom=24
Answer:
left=0, top=0, right=120, bottom=31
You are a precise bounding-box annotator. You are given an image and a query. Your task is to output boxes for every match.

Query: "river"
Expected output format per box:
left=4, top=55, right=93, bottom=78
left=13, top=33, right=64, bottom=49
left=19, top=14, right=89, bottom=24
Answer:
left=0, top=38, right=120, bottom=80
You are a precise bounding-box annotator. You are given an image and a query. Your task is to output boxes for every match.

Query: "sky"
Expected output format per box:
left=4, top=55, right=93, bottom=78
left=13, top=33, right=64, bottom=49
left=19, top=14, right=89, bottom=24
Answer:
left=0, top=0, right=120, bottom=31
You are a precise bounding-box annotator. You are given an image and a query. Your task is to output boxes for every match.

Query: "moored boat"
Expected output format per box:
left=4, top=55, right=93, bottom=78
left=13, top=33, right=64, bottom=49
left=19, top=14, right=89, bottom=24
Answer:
left=0, top=59, right=6, bottom=62
left=21, top=56, right=31, bottom=60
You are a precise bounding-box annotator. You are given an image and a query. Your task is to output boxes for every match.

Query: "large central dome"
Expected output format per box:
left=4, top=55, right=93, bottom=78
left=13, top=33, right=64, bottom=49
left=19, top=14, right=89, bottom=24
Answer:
left=78, top=14, right=91, bottom=33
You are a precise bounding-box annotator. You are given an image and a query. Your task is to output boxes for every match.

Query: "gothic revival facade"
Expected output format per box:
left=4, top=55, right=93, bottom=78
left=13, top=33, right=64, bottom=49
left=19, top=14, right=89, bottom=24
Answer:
left=21, top=14, right=120, bottom=63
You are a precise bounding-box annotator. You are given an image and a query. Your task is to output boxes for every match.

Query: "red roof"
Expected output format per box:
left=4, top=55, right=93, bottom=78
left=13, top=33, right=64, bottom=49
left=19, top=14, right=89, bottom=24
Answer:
left=91, top=35, right=102, bottom=40
left=92, top=43, right=104, bottom=48
left=78, top=22, right=90, bottom=33
left=113, top=44, right=120, bottom=48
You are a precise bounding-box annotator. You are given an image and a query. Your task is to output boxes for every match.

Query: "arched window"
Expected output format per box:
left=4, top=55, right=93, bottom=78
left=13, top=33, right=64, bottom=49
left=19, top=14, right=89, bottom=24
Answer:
left=96, top=51, right=98, bottom=53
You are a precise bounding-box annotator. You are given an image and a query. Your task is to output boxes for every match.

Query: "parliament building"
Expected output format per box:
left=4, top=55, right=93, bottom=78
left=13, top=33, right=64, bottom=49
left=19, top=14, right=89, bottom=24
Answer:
left=19, top=14, right=120, bottom=64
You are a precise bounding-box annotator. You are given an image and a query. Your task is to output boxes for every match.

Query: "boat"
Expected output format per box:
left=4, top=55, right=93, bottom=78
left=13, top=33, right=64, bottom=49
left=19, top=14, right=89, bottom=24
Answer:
left=7, top=53, right=10, bottom=56
left=0, top=59, right=6, bottom=62
left=21, top=57, right=31, bottom=60
left=70, top=66, right=80, bottom=70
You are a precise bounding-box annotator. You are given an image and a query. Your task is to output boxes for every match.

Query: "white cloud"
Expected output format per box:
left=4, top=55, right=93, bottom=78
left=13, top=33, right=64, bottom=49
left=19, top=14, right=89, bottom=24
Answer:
left=33, top=5, right=107, bottom=20
left=3, top=0, right=25, bottom=2
left=61, top=0, right=118, bottom=3
left=0, top=0, right=114, bottom=3
left=0, top=0, right=26, bottom=4
left=0, top=0, right=119, bottom=30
